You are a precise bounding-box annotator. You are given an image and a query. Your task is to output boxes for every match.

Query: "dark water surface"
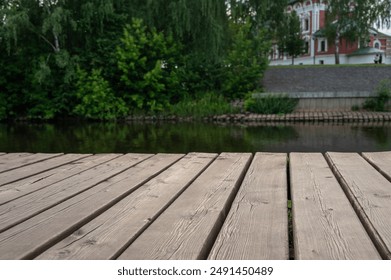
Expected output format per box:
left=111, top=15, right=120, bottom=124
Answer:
left=0, top=122, right=391, bottom=154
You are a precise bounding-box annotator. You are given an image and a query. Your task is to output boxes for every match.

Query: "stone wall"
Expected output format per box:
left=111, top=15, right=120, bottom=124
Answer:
left=262, top=66, right=391, bottom=93
left=261, top=66, right=391, bottom=111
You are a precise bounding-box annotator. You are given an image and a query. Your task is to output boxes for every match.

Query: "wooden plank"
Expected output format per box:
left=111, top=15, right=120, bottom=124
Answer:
left=0, top=153, right=63, bottom=174
left=0, top=153, right=183, bottom=260
left=0, top=153, right=31, bottom=161
left=208, top=153, right=289, bottom=260
left=362, top=151, right=391, bottom=181
left=290, top=153, right=380, bottom=260
left=118, top=153, right=253, bottom=260
left=0, top=154, right=120, bottom=205
left=36, top=153, right=217, bottom=260
left=0, top=154, right=91, bottom=186
left=326, top=152, right=391, bottom=260
left=0, top=153, right=151, bottom=232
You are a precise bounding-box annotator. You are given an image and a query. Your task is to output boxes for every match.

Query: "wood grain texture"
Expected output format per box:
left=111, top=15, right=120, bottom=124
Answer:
left=208, top=153, right=289, bottom=260
left=0, top=153, right=182, bottom=259
left=0, top=154, right=149, bottom=233
left=326, top=152, right=391, bottom=259
left=291, top=153, right=380, bottom=260
left=0, top=154, right=90, bottom=186
left=0, top=154, right=120, bottom=205
left=36, top=153, right=217, bottom=260
left=362, top=152, right=391, bottom=181
left=0, top=153, right=63, bottom=174
left=118, top=153, right=252, bottom=260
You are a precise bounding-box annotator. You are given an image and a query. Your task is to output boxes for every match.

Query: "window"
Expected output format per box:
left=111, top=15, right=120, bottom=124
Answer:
left=305, top=41, right=309, bottom=53
left=321, top=40, right=326, bottom=52
left=318, top=39, right=327, bottom=52
left=304, top=19, right=310, bottom=31
left=374, top=41, right=381, bottom=49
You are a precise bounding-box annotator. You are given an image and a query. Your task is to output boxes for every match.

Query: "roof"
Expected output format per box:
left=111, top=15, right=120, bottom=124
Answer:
left=348, top=47, right=384, bottom=56
left=312, top=26, right=391, bottom=39
left=313, top=29, right=326, bottom=38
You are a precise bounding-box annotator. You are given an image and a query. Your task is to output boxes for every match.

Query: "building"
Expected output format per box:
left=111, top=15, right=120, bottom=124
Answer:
left=270, top=0, right=391, bottom=65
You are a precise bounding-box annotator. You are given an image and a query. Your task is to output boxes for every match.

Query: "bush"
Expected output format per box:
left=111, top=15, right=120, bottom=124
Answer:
left=363, top=79, right=391, bottom=112
left=73, top=68, right=128, bottom=120
left=116, top=19, right=182, bottom=113
left=221, top=19, right=269, bottom=99
left=170, top=92, right=236, bottom=118
left=245, top=94, right=298, bottom=114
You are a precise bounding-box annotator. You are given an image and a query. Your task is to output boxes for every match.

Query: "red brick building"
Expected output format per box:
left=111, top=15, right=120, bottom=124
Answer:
left=270, top=0, right=391, bottom=65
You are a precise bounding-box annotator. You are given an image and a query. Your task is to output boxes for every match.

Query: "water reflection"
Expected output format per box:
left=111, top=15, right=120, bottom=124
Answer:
left=0, top=122, right=390, bottom=153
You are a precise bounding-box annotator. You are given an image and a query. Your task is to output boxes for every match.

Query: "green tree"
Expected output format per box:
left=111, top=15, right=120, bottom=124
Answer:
left=325, top=0, right=391, bottom=64
left=116, top=19, right=181, bottom=113
left=73, top=68, right=128, bottom=120
left=222, top=19, right=270, bottom=98
left=282, top=11, right=305, bottom=65
left=145, top=0, right=229, bottom=62
left=0, top=0, right=117, bottom=118
left=227, top=0, right=288, bottom=34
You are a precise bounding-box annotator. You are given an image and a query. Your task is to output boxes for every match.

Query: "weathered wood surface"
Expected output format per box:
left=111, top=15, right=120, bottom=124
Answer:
left=0, top=153, right=63, bottom=174
left=118, top=153, right=252, bottom=260
left=208, top=153, right=289, bottom=260
left=362, top=151, right=391, bottom=181
left=0, top=154, right=181, bottom=259
left=326, top=152, right=391, bottom=260
left=0, top=154, right=90, bottom=186
left=290, top=153, right=380, bottom=260
left=0, top=154, right=120, bottom=205
left=0, top=154, right=152, bottom=232
left=0, top=152, right=390, bottom=260
left=37, top=153, right=217, bottom=260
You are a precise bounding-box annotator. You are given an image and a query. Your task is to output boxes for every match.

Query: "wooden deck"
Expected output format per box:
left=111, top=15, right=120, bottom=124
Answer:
left=0, top=152, right=391, bottom=260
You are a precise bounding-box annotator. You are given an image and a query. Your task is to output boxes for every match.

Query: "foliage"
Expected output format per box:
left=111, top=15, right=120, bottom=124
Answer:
left=277, top=11, right=305, bottom=65
left=169, top=92, right=237, bottom=118
left=0, top=92, right=6, bottom=120
left=116, top=19, right=182, bottom=113
left=221, top=19, right=270, bottom=99
left=245, top=94, right=298, bottom=114
left=363, top=79, right=391, bottom=112
left=0, top=0, right=278, bottom=120
left=227, top=0, right=288, bottom=37
left=325, top=0, right=391, bottom=64
left=73, top=68, right=128, bottom=120
left=145, top=0, right=229, bottom=62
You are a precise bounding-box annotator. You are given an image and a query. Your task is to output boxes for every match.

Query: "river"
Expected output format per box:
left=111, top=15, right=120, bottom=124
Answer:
left=1, top=122, right=390, bottom=154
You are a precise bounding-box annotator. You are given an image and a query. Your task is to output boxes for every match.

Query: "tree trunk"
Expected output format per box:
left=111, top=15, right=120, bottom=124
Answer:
left=334, top=31, right=340, bottom=65
left=53, top=32, right=60, bottom=53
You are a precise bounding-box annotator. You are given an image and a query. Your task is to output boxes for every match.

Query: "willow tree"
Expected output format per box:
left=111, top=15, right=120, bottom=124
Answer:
left=0, top=0, right=117, bottom=118
left=143, top=0, right=229, bottom=62
left=227, top=0, right=288, bottom=35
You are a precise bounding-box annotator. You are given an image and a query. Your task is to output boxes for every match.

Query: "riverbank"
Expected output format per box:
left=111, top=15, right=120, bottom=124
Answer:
left=126, top=111, right=391, bottom=123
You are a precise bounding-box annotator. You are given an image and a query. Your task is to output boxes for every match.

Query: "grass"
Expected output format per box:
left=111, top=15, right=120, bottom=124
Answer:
left=270, top=63, right=391, bottom=69
left=169, top=92, right=238, bottom=119
left=245, top=94, right=298, bottom=114
left=288, top=199, right=294, bottom=260
left=363, top=79, right=391, bottom=112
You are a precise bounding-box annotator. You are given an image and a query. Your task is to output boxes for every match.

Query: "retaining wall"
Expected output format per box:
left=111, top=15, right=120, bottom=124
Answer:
left=262, top=66, right=391, bottom=111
